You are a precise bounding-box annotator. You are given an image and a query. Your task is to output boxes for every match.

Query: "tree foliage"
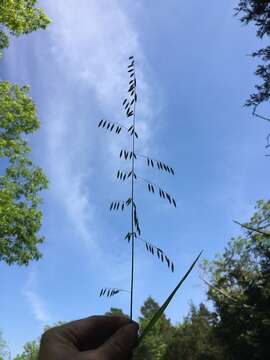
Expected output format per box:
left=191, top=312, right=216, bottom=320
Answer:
left=0, top=0, right=51, bottom=56
left=13, top=341, right=38, bottom=360
left=166, top=303, right=224, bottom=360
left=13, top=322, right=65, bottom=360
left=0, top=81, right=48, bottom=265
left=104, top=307, right=129, bottom=318
left=204, top=199, right=270, bottom=359
left=133, top=297, right=173, bottom=360
left=235, top=0, right=270, bottom=107
left=0, top=330, right=10, bottom=360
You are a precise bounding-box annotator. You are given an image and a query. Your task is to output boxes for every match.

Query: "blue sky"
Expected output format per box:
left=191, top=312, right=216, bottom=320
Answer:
left=1, top=0, right=270, bottom=356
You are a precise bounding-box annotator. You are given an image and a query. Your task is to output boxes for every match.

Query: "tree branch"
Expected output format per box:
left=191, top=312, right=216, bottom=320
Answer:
left=233, top=220, right=270, bottom=237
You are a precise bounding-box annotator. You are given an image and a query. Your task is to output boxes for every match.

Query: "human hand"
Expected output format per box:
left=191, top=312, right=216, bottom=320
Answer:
left=39, top=315, right=139, bottom=360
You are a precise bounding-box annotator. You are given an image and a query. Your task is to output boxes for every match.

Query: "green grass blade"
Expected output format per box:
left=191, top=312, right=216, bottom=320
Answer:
left=137, top=250, right=203, bottom=344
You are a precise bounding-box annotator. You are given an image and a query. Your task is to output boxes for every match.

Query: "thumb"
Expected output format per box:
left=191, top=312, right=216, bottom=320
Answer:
left=96, top=321, right=139, bottom=360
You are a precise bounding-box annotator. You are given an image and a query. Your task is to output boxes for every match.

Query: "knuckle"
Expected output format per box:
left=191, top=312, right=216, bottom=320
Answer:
left=40, top=328, right=57, bottom=342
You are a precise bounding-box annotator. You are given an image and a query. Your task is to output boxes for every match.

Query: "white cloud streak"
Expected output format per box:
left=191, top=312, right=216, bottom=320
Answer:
left=23, top=271, right=51, bottom=325
left=43, top=0, right=153, bottom=249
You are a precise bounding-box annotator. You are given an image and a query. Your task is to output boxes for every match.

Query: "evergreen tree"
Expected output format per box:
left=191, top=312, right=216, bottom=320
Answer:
left=166, top=303, right=224, bottom=360
left=236, top=0, right=270, bottom=107
left=133, top=297, right=173, bottom=360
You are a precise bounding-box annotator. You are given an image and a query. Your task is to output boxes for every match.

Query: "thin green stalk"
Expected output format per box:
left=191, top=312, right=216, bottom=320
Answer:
left=130, top=61, right=136, bottom=320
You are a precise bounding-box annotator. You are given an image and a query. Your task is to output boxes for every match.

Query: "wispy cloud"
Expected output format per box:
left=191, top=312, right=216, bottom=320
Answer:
left=23, top=271, right=51, bottom=325
left=43, top=0, right=154, bottom=250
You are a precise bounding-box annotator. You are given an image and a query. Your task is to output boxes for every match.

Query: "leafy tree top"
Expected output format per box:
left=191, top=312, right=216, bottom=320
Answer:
left=0, top=81, right=48, bottom=265
left=0, top=0, right=51, bottom=56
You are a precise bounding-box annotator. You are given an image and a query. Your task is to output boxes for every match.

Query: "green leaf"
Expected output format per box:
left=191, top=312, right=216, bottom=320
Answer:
left=137, top=251, right=203, bottom=344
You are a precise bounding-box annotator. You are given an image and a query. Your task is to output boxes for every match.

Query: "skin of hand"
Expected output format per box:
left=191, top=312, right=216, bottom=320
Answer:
left=39, top=316, right=139, bottom=360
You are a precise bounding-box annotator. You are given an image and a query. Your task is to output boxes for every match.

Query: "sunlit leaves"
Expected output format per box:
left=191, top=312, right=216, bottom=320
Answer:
left=0, top=81, right=48, bottom=266
left=0, top=0, right=51, bottom=55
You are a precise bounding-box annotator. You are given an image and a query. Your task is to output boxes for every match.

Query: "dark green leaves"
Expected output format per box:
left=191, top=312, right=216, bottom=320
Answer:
left=138, top=251, right=203, bottom=344
left=133, top=205, right=141, bottom=236
left=119, top=149, right=137, bottom=160
left=123, top=104, right=132, bottom=117
left=127, top=125, right=138, bottom=137
left=125, top=231, right=137, bottom=243
left=97, top=120, right=122, bottom=134
left=147, top=183, right=177, bottom=207
left=116, top=170, right=137, bottom=182
left=144, top=241, right=175, bottom=272
left=146, top=157, right=175, bottom=175
left=148, top=184, right=155, bottom=193
left=117, top=170, right=127, bottom=182
left=110, top=198, right=133, bottom=211
left=109, top=201, right=123, bottom=211
left=99, top=288, right=121, bottom=298
left=124, top=56, right=137, bottom=120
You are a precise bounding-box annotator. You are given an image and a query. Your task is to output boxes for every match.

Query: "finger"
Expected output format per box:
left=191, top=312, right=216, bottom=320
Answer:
left=59, top=316, right=132, bottom=351
left=39, top=327, right=78, bottom=360
left=94, top=321, right=139, bottom=360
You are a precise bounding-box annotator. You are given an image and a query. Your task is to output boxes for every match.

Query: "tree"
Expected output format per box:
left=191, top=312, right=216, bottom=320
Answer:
left=235, top=1, right=270, bottom=154
left=133, top=297, right=173, bottom=360
left=105, top=307, right=129, bottom=318
left=204, top=200, right=270, bottom=359
left=0, top=330, right=10, bottom=360
left=166, top=303, right=224, bottom=360
left=13, top=341, right=39, bottom=360
left=0, top=81, right=48, bottom=265
left=0, top=0, right=51, bottom=57
left=235, top=0, right=270, bottom=108
left=13, top=322, right=65, bottom=360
